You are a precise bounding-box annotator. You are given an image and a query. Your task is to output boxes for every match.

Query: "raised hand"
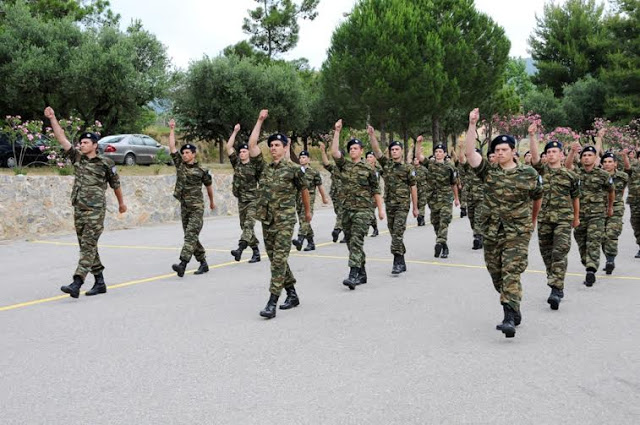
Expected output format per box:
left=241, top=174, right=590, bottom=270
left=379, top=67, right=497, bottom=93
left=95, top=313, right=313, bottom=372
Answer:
left=259, top=109, right=269, bottom=121
left=318, top=141, right=326, bottom=150
left=417, top=135, right=424, bottom=143
left=528, top=122, right=537, bottom=136
left=169, top=119, right=175, bottom=130
left=44, top=107, right=55, bottom=119
left=234, top=123, right=241, bottom=132
left=367, top=125, right=375, bottom=137
left=469, top=108, right=479, bottom=126
left=335, top=119, right=343, bottom=132
left=571, top=142, right=581, bottom=152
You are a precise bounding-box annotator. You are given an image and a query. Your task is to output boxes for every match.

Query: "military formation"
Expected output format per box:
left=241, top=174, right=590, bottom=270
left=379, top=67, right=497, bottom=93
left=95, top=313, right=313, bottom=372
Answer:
left=45, top=105, right=640, bottom=338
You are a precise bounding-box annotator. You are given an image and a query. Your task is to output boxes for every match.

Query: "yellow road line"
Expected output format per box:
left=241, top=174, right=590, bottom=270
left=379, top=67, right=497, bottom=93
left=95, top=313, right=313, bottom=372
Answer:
left=31, top=240, right=230, bottom=253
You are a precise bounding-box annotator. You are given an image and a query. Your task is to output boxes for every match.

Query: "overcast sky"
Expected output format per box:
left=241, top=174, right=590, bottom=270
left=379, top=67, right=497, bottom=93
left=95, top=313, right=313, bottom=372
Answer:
left=108, top=0, right=561, bottom=70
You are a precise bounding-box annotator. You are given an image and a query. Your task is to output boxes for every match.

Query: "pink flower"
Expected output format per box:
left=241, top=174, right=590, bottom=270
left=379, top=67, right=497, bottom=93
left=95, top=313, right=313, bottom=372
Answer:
left=38, top=145, right=45, bottom=151
left=57, top=162, right=65, bottom=168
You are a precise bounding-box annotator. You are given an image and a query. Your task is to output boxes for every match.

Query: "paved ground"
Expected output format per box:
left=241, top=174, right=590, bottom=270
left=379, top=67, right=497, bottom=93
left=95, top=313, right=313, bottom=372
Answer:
left=1, top=206, right=640, bottom=424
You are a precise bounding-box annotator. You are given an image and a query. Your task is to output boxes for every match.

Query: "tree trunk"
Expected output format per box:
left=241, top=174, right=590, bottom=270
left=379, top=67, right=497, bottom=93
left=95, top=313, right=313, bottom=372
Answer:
left=218, top=140, right=224, bottom=164
left=432, top=118, right=440, bottom=146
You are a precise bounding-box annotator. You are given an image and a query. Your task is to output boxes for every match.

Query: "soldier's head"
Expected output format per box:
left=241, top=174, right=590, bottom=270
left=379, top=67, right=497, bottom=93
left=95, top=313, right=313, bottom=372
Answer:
left=389, top=141, right=403, bottom=161
left=299, top=150, right=310, bottom=166
left=544, top=141, right=563, bottom=166
left=580, top=145, right=598, bottom=167
left=490, top=135, right=516, bottom=167
left=180, top=144, right=197, bottom=164
left=524, top=151, right=532, bottom=165
left=433, top=144, right=446, bottom=162
left=540, top=152, right=547, bottom=164
left=347, top=138, right=363, bottom=161
left=488, top=152, right=497, bottom=163
left=412, top=157, right=420, bottom=166
left=365, top=151, right=376, bottom=166
left=267, top=133, right=288, bottom=160
left=79, top=132, right=100, bottom=155
left=237, top=144, right=249, bottom=161
left=601, top=152, right=617, bottom=172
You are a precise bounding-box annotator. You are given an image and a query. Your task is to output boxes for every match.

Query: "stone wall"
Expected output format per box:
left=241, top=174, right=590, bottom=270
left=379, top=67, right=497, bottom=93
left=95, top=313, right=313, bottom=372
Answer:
left=0, top=171, right=331, bottom=240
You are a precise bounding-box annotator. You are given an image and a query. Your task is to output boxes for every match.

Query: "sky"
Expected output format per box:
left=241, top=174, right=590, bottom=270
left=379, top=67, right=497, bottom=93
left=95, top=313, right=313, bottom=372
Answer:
left=107, top=0, right=559, bottom=70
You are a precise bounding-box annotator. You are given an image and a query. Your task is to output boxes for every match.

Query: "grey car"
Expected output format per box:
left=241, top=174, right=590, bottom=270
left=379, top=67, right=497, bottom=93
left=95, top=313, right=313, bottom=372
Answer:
left=98, top=134, right=170, bottom=166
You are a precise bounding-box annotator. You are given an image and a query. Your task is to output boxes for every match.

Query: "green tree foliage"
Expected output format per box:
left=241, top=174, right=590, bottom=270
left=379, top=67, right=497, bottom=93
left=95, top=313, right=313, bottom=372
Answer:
left=242, top=0, right=320, bottom=59
left=322, top=0, right=510, bottom=144
left=0, top=0, right=118, bottom=24
left=504, top=58, right=535, bottom=99
left=561, top=76, right=608, bottom=132
left=522, top=87, right=566, bottom=130
left=528, top=0, right=608, bottom=96
left=0, top=1, right=169, bottom=133
left=172, top=55, right=311, bottom=162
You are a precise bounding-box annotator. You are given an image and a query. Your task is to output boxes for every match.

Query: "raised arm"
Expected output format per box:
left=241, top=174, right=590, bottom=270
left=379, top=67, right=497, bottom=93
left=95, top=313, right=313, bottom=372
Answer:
left=226, top=123, right=241, bottom=156
left=168, top=119, right=177, bottom=154
left=465, top=108, right=482, bottom=168
left=595, top=128, right=605, bottom=156
left=318, top=141, right=330, bottom=166
left=622, top=148, right=631, bottom=171
left=249, top=109, right=268, bottom=157
left=566, top=142, right=580, bottom=170
left=367, top=125, right=383, bottom=159
left=44, top=107, right=72, bottom=151
left=331, top=120, right=342, bottom=159
left=416, top=135, right=425, bottom=162
left=529, top=122, right=540, bottom=165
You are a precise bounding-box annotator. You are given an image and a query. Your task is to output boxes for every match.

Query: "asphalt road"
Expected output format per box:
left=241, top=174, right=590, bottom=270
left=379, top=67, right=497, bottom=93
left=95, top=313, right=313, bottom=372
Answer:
left=1, top=206, right=639, bottom=424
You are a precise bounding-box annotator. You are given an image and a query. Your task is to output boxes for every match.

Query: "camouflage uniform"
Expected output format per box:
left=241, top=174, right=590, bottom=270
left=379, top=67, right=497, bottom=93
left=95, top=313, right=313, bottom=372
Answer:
left=172, top=152, right=213, bottom=263
left=457, top=162, right=468, bottom=211
left=572, top=165, right=614, bottom=271
left=534, top=163, right=581, bottom=290
left=379, top=156, right=417, bottom=255
left=461, top=162, right=485, bottom=237
left=414, top=163, right=429, bottom=218
left=626, top=161, right=640, bottom=249
left=370, top=163, right=383, bottom=229
left=335, top=155, right=381, bottom=267
left=296, top=165, right=322, bottom=238
left=324, top=163, right=344, bottom=232
left=253, top=154, right=308, bottom=296
left=422, top=160, right=457, bottom=244
left=64, top=148, right=120, bottom=279
left=603, top=170, right=628, bottom=257
left=229, top=151, right=259, bottom=248
left=473, top=159, right=543, bottom=312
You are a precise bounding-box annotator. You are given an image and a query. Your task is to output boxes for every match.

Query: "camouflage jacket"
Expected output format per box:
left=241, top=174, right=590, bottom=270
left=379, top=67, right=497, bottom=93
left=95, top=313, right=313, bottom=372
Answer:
left=335, top=155, right=381, bottom=210
left=323, top=163, right=343, bottom=200
left=378, top=156, right=416, bottom=206
left=473, top=159, right=543, bottom=239
left=171, top=152, right=212, bottom=207
left=608, top=169, right=628, bottom=215
left=254, top=154, right=308, bottom=225
left=461, top=162, right=485, bottom=201
left=422, top=159, right=457, bottom=203
left=300, top=165, right=322, bottom=202
left=229, top=151, right=259, bottom=203
left=63, top=148, right=120, bottom=211
left=413, top=164, right=429, bottom=192
left=533, top=164, right=580, bottom=223
left=574, top=165, right=614, bottom=217
left=626, top=162, right=640, bottom=205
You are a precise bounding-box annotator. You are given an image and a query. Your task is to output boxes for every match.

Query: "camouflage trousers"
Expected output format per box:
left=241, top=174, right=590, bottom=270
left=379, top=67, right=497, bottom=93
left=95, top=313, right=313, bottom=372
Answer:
left=73, top=207, right=106, bottom=279
left=430, top=200, right=452, bottom=244
left=574, top=214, right=604, bottom=271
left=262, top=221, right=296, bottom=296
left=466, top=196, right=484, bottom=236
left=332, top=197, right=344, bottom=231
left=343, top=208, right=371, bottom=267
left=296, top=196, right=316, bottom=238
left=417, top=189, right=429, bottom=216
left=538, top=221, right=572, bottom=289
left=369, top=205, right=378, bottom=228
left=602, top=212, right=624, bottom=257
left=483, top=228, right=532, bottom=312
left=387, top=204, right=409, bottom=255
left=179, top=204, right=206, bottom=263
left=460, top=185, right=468, bottom=209
left=238, top=200, right=259, bottom=247
left=630, top=203, right=640, bottom=246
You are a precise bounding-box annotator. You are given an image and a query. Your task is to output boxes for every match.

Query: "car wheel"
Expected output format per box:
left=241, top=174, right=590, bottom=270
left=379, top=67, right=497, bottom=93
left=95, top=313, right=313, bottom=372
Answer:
left=124, top=153, right=136, bottom=166
left=6, top=156, right=16, bottom=168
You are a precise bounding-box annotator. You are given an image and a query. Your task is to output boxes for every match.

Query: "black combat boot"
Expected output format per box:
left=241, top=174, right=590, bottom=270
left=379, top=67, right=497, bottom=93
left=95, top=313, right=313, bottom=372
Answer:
left=391, top=254, right=402, bottom=274
left=259, top=293, right=279, bottom=319
left=440, top=244, right=449, bottom=259
left=434, top=243, right=443, bottom=258
left=332, top=228, right=341, bottom=243
left=358, top=266, right=367, bottom=284
left=417, top=215, right=424, bottom=226
left=547, top=287, right=562, bottom=310
left=498, top=304, right=516, bottom=338
left=172, top=260, right=188, bottom=277
left=303, top=236, right=316, bottom=251
left=371, top=226, right=379, bottom=237
left=61, top=275, right=84, bottom=298
left=460, top=207, right=467, bottom=218
left=194, top=261, right=209, bottom=275
left=85, top=273, right=107, bottom=296
left=292, top=235, right=305, bottom=251
left=231, top=240, right=248, bottom=261
left=584, top=268, right=596, bottom=287
left=279, top=286, right=300, bottom=310
left=472, top=235, right=482, bottom=250
left=399, top=255, right=407, bottom=273
left=477, top=235, right=484, bottom=249
left=248, top=246, right=261, bottom=263
left=604, top=255, right=615, bottom=275
left=342, top=267, right=361, bottom=290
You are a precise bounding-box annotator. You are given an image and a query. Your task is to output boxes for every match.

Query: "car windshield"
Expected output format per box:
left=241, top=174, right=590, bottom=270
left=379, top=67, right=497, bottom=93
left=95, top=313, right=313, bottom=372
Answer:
left=99, top=136, right=125, bottom=144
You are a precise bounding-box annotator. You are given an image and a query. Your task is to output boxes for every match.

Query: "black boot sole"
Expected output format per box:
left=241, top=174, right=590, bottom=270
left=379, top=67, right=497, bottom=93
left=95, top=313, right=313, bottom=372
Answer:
left=292, top=242, right=303, bottom=251
left=303, top=246, right=315, bottom=251
left=194, top=267, right=209, bottom=275
left=584, top=272, right=596, bottom=287
left=279, top=300, right=300, bottom=310
left=259, top=311, right=276, bottom=319
left=60, top=286, right=80, bottom=298
left=502, top=325, right=516, bottom=338
left=231, top=251, right=242, bottom=261
left=547, top=295, right=560, bottom=310
left=342, top=280, right=356, bottom=290
left=85, top=286, right=107, bottom=296
left=604, top=262, right=614, bottom=275
left=172, top=264, right=186, bottom=277
left=248, top=257, right=261, bottom=263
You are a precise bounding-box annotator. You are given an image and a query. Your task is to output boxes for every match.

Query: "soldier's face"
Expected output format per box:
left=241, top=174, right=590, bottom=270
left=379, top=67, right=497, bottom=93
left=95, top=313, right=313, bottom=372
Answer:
left=181, top=149, right=195, bottom=163
left=390, top=146, right=403, bottom=160
left=434, top=148, right=445, bottom=161
left=488, top=153, right=496, bottom=163
left=413, top=158, right=419, bottom=166
left=79, top=139, right=97, bottom=155
left=269, top=141, right=285, bottom=159
left=524, top=153, right=532, bottom=164
left=349, top=145, right=362, bottom=160
left=494, top=143, right=515, bottom=166
left=602, top=157, right=616, bottom=171
left=581, top=152, right=597, bottom=166
left=299, top=155, right=309, bottom=165
left=239, top=149, right=249, bottom=161
left=545, top=148, right=561, bottom=165
left=366, top=155, right=376, bottom=166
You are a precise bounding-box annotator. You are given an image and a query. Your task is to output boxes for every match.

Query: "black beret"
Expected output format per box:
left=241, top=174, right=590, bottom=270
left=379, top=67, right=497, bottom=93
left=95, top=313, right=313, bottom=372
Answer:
left=580, top=145, right=597, bottom=156
left=490, top=135, right=516, bottom=151
left=365, top=151, right=375, bottom=157
left=388, top=141, right=403, bottom=150
left=80, top=132, right=100, bottom=143
left=299, top=150, right=309, bottom=157
left=601, top=152, right=616, bottom=161
left=267, top=133, right=289, bottom=147
left=237, top=144, right=249, bottom=152
left=544, top=140, right=563, bottom=153
left=180, top=144, right=196, bottom=153
left=347, top=138, right=363, bottom=150
left=433, top=143, right=446, bottom=152
left=524, top=151, right=531, bottom=156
